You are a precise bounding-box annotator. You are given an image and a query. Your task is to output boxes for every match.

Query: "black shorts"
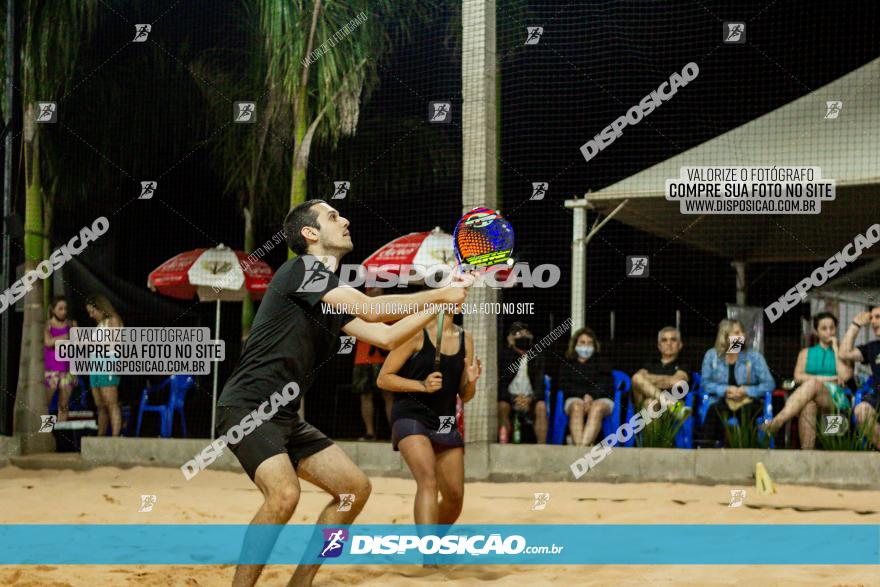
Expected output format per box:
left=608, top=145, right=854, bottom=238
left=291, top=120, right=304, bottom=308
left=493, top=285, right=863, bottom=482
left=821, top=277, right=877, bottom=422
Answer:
left=216, top=406, right=334, bottom=481
left=391, top=417, right=464, bottom=452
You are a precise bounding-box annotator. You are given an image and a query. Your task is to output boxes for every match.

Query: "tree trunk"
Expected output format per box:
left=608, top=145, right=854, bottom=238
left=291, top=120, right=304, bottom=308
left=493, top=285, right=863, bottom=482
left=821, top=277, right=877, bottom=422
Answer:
left=42, top=195, right=53, bottom=310
left=288, top=84, right=309, bottom=260
left=14, top=125, right=54, bottom=453
left=240, top=202, right=255, bottom=343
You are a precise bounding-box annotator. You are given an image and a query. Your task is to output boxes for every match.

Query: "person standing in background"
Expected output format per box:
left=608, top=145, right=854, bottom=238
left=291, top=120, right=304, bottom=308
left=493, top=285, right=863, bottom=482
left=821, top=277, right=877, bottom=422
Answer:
left=352, top=287, right=392, bottom=440
left=353, top=338, right=391, bottom=440
left=44, top=296, right=78, bottom=422
left=86, top=294, right=124, bottom=437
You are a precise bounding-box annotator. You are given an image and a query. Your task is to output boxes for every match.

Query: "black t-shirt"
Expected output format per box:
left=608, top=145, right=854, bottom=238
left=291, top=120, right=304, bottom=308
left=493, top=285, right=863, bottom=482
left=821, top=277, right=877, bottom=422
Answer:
left=392, top=328, right=465, bottom=428
left=857, top=340, right=880, bottom=394
left=558, top=354, right=614, bottom=401
left=641, top=356, right=690, bottom=378
left=218, top=255, right=354, bottom=419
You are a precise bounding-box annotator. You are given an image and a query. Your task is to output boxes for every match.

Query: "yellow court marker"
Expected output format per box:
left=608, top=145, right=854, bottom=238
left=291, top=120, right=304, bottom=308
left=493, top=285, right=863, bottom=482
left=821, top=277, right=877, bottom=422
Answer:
left=756, top=461, right=777, bottom=495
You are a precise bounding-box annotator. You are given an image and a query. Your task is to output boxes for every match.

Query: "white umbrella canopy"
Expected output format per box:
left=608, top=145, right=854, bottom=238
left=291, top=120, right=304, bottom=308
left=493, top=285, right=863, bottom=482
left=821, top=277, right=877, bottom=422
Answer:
left=148, top=244, right=273, bottom=437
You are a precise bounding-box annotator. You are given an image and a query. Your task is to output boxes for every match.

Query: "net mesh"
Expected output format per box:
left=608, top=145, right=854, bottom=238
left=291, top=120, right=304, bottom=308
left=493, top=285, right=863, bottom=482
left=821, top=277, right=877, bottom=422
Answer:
left=4, top=0, right=879, bottom=449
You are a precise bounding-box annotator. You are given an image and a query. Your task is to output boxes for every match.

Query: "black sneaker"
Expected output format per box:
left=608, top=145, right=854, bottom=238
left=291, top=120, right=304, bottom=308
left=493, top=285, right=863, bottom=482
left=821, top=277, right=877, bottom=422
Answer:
left=358, top=434, right=376, bottom=442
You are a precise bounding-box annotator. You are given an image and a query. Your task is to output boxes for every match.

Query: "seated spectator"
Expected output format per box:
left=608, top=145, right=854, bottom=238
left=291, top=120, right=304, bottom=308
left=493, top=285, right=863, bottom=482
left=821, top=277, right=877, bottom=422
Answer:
left=631, top=326, right=690, bottom=410
left=701, top=319, right=775, bottom=447
left=498, top=322, right=547, bottom=444
left=558, top=327, right=613, bottom=446
left=836, top=306, right=880, bottom=449
left=762, top=312, right=853, bottom=448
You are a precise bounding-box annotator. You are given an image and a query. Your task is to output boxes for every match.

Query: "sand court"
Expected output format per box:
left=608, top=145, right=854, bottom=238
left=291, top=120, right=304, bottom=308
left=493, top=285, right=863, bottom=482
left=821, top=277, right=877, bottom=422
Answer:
left=0, top=464, right=877, bottom=586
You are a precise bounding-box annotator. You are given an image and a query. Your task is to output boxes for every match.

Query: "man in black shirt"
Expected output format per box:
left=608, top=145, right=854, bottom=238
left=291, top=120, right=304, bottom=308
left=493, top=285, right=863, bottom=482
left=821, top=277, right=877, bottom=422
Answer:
left=631, top=326, right=690, bottom=408
left=838, top=305, right=880, bottom=449
left=217, top=200, right=470, bottom=587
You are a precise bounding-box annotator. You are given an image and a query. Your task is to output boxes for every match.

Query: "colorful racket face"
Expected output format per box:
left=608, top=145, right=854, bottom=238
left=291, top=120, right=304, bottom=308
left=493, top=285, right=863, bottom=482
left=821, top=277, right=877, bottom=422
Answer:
left=453, top=207, right=514, bottom=269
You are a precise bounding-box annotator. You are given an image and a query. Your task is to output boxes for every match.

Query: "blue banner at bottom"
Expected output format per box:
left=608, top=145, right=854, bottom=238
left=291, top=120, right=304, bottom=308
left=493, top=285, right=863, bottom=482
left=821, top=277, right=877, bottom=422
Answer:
left=1, top=525, right=877, bottom=565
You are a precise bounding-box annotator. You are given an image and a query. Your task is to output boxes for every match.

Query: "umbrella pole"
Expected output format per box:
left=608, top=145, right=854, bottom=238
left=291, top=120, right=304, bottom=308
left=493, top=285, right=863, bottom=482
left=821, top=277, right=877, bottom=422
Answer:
left=211, top=299, right=221, bottom=440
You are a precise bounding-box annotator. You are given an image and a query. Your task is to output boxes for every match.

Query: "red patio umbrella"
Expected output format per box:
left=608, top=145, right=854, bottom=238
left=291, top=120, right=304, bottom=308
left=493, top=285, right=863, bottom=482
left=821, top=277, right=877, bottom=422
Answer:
left=148, top=244, right=274, bottom=436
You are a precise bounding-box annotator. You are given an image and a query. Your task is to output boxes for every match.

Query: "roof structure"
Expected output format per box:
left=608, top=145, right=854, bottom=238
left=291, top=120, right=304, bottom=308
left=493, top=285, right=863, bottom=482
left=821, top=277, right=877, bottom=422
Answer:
left=587, top=57, right=880, bottom=263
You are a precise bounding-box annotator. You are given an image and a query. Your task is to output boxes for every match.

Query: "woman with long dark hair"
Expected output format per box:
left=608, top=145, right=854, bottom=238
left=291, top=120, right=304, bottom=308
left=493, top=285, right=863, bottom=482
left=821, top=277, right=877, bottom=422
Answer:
left=377, top=310, right=481, bottom=526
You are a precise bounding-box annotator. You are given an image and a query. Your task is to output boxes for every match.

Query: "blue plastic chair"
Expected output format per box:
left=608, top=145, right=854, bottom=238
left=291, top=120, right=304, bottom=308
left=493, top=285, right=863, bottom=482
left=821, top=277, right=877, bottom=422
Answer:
left=136, top=375, right=195, bottom=438
left=851, top=376, right=872, bottom=424
left=549, top=371, right=635, bottom=446
left=542, top=375, right=568, bottom=445
left=607, top=370, right=634, bottom=447
left=697, top=372, right=713, bottom=427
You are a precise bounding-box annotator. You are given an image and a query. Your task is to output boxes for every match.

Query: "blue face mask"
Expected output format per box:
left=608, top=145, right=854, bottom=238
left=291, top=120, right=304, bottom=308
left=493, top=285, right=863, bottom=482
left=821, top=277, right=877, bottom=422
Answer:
left=575, top=345, right=594, bottom=359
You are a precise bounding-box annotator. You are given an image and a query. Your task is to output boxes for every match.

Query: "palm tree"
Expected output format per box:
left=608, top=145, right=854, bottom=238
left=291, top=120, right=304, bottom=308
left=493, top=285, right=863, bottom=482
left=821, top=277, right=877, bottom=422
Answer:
left=255, top=0, right=433, bottom=257
left=189, top=0, right=293, bottom=339
left=1, top=0, right=100, bottom=453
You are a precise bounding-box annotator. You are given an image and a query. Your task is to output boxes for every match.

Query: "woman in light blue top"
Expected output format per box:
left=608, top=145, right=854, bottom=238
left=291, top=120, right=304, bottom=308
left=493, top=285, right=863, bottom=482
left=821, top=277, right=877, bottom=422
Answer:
left=763, top=312, right=853, bottom=448
left=700, top=319, right=775, bottom=446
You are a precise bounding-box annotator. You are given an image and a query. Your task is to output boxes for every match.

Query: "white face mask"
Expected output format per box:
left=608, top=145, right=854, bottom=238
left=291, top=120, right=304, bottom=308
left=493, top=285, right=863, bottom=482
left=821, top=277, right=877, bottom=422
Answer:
left=575, top=345, right=594, bottom=359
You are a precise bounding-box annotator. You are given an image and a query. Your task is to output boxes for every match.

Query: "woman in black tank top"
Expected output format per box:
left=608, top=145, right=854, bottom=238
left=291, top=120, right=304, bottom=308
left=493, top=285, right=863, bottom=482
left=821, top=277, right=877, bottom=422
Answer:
left=377, top=312, right=481, bottom=526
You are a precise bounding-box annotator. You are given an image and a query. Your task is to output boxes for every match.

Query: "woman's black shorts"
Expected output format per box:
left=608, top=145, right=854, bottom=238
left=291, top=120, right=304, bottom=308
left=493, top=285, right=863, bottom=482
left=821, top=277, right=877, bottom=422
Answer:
left=391, top=417, right=464, bottom=452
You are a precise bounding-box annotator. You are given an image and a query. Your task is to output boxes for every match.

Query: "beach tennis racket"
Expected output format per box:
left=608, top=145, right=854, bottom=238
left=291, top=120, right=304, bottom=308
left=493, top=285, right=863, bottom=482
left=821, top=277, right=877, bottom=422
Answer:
left=453, top=206, right=515, bottom=271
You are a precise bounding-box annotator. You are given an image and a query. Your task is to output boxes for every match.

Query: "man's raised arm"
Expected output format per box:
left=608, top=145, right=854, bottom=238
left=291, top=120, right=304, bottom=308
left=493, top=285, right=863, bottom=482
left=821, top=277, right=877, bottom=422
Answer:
left=839, top=311, right=869, bottom=362
left=323, top=274, right=472, bottom=323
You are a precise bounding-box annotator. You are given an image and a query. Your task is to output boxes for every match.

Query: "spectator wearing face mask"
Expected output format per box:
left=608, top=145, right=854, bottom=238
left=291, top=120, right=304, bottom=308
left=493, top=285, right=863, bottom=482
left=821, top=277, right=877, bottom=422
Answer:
left=498, top=322, right=547, bottom=443
left=557, top=327, right=614, bottom=446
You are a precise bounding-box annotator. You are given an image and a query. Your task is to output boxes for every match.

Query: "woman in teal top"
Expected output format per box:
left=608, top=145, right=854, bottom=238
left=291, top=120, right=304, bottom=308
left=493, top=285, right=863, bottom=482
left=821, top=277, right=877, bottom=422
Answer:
left=764, top=312, right=853, bottom=448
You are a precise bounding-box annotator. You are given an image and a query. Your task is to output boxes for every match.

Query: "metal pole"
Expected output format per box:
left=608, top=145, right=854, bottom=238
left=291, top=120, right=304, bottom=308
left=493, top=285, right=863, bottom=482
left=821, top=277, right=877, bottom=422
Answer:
left=567, top=199, right=587, bottom=331
left=565, top=196, right=629, bottom=331
left=732, top=261, right=746, bottom=305
left=461, top=0, right=497, bottom=464
left=1, top=0, right=17, bottom=435
left=210, top=299, right=220, bottom=439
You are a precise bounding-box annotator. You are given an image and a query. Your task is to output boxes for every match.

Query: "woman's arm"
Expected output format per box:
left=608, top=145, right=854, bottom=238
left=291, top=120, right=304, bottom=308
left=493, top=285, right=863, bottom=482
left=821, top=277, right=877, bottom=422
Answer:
left=376, top=332, right=434, bottom=393
left=44, top=322, right=54, bottom=347
left=459, top=331, right=480, bottom=403
left=793, top=348, right=810, bottom=383
left=342, top=309, right=438, bottom=351
left=701, top=350, right=727, bottom=400
left=742, top=352, right=775, bottom=398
